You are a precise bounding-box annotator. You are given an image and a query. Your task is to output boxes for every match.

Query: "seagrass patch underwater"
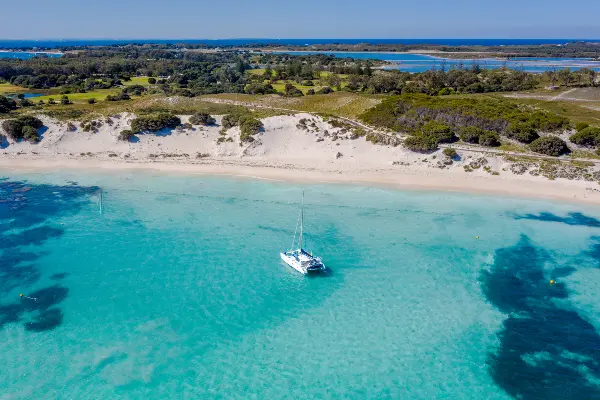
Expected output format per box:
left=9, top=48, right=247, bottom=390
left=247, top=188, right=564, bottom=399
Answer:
left=0, top=170, right=599, bottom=399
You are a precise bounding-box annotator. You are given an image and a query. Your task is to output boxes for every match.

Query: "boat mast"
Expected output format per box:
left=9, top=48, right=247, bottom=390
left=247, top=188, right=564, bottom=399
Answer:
left=299, top=190, right=304, bottom=250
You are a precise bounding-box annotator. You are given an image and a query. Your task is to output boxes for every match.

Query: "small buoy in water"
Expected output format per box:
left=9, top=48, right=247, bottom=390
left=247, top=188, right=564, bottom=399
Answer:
left=550, top=279, right=556, bottom=285
left=476, top=236, right=479, bottom=239
left=19, top=293, right=23, bottom=297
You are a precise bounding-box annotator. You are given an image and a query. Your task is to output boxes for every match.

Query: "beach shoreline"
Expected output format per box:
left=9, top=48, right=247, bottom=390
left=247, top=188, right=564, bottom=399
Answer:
left=2, top=155, right=600, bottom=206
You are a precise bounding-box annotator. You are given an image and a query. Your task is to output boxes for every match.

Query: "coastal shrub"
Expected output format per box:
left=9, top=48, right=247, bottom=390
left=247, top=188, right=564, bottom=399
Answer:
left=118, top=129, right=136, bottom=141
left=60, top=95, right=71, bottom=105
left=245, top=83, right=276, bottom=95
left=478, top=131, right=501, bottom=147
left=316, top=86, right=334, bottom=95
left=301, top=80, right=314, bottom=86
left=239, top=117, right=263, bottom=142
left=284, top=84, right=304, bottom=97
left=403, top=135, right=438, bottom=152
left=105, top=91, right=131, bottom=101
left=508, top=122, right=539, bottom=143
left=575, top=122, right=589, bottom=132
left=0, top=95, right=17, bottom=113
left=1, top=115, right=43, bottom=141
left=148, top=77, right=157, bottom=84
left=189, top=112, right=216, bottom=125
left=221, top=114, right=243, bottom=130
left=421, top=121, right=456, bottom=143
left=21, top=126, right=39, bottom=143
left=307, top=89, right=315, bottom=95
left=87, top=98, right=96, bottom=104
left=529, top=136, right=570, bottom=156
left=569, top=127, right=600, bottom=147
left=443, top=147, right=457, bottom=158
left=130, top=113, right=181, bottom=132
left=459, top=126, right=483, bottom=143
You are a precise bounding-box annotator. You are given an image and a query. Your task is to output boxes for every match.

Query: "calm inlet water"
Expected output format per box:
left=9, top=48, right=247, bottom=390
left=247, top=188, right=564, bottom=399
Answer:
left=1, top=171, right=600, bottom=399
left=275, top=51, right=600, bottom=72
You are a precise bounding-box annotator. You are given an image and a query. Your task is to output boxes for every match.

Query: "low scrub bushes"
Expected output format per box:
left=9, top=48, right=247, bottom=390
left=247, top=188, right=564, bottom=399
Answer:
left=1, top=115, right=43, bottom=142
left=569, top=126, right=600, bottom=147
left=130, top=113, right=181, bottom=132
left=529, top=136, right=569, bottom=156
left=189, top=112, right=215, bottom=125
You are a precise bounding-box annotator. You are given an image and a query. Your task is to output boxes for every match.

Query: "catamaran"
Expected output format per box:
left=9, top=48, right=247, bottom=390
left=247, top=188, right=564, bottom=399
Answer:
left=280, top=191, right=326, bottom=274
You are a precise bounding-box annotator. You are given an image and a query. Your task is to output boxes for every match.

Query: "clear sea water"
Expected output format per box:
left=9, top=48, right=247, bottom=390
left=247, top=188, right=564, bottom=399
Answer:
left=275, top=51, right=600, bottom=73
left=1, top=170, right=600, bottom=399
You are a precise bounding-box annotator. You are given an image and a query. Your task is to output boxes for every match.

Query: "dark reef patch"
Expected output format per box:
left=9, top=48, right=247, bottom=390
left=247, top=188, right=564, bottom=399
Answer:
left=50, top=272, right=69, bottom=280
left=483, top=235, right=600, bottom=399
left=0, top=178, right=98, bottom=332
left=514, top=211, right=600, bottom=228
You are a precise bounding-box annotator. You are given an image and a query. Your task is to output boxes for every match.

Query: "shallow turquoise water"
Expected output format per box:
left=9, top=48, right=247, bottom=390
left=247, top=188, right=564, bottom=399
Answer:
left=1, top=170, right=600, bottom=399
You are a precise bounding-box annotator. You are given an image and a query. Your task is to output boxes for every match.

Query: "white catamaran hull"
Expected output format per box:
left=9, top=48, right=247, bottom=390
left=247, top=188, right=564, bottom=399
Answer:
left=280, top=252, right=307, bottom=274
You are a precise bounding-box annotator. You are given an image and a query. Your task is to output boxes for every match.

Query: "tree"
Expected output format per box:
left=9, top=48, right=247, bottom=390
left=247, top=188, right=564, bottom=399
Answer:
left=508, top=122, right=539, bottom=143
left=0, top=95, right=17, bottom=113
left=61, top=95, right=71, bottom=105
left=148, top=77, right=157, bottom=84
left=529, top=136, right=569, bottom=156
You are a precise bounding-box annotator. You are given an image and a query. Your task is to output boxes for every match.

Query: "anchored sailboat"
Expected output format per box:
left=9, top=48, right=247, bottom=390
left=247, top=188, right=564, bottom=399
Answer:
left=280, top=191, right=326, bottom=274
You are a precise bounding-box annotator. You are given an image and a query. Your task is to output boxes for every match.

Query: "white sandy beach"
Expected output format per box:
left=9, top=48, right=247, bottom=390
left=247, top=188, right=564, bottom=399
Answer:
left=2, top=113, right=600, bottom=205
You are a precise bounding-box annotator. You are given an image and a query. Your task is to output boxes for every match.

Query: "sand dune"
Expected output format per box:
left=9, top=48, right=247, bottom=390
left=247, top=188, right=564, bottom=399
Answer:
left=2, top=113, right=600, bottom=204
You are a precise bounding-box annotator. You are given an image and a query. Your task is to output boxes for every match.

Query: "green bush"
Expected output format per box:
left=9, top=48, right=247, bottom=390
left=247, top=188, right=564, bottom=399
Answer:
left=575, top=122, right=589, bottom=132
left=569, top=127, right=600, bottom=147
left=118, top=129, right=136, bottom=141
left=1, top=115, right=43, bottom=141
left=508, top=122, right=539, bottom=143
left=148, top=77, right=157, bottom=84
left=478, top=131, right=501, bottom=147
left=189, top=112, right=216, bottom=125
left=0, top=95, right=17, bottom=113
left=239, top=117, right=263, bottom=142
left=529, top=136, right=569, bottom=156
left=443, top=148, right=457, bottom=158
left=422, top=121, right=456, bottom=143
left=21, top=126, right=39, bottom=143
left=459, top=126, right=483, bottom=143
left=221, top=114, right=243, bottom=129
left=316, top=87, right=334, bottom=95
left=284, top=83, right=304, bottom=97
left=403, top=135, right=438, bottom=152
left=130, top=113, right=181, bottom=132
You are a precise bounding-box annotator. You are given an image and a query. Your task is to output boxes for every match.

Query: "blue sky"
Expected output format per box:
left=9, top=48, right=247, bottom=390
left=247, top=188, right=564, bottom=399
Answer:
left=1, top=0, right=598, bottom=39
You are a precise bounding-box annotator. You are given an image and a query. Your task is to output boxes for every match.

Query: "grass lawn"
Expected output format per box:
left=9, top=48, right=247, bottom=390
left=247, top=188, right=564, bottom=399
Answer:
left=0, top=82, right=28, bottom=94
left=123, top=76, right=151, bottom=86
left=32, top=89, right=121, bottom=104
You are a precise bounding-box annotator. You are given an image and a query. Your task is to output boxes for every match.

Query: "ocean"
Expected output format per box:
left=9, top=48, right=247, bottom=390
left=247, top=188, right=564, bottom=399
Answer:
left=0, top=52, right=62, bottom=60
left=1, top=170, right=600, bottom=399
left=0, top=39, right=598, bottom=49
